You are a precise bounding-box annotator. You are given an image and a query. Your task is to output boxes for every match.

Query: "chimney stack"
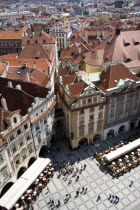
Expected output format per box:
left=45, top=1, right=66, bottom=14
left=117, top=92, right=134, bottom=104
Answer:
left=1, top=98, right=8, bottom=110
left=16, top=85, right=21, bottom=90
left=8, top=81, right=12, bottom=88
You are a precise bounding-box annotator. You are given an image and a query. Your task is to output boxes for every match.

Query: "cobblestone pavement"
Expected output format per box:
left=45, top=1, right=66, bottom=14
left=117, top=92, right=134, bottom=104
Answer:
left=33, top=129, right=140, bottom=210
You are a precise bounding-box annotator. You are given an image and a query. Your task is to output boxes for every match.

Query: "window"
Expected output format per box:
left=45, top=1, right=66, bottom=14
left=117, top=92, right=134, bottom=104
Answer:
left=90, top=107, right=94, bottom=112
left=79, top=116, right=84, bottom=124
left=79, top=109, right=84, bottom=115
left=13, top=117, right=17, bottom=123
left=89, top=114, right=94, bottom=120
left=44, top=117, right=47, bottom=124
left=0, top=154, right=3, bottom=163
left=16, top=159, right=20, bottom=165
left=35, top=123, right=40, bottom=131
left=38, top=138, right=41, bottom=143
left=2, top=168, right=9, bottom=179
left=93, top=97, right=97, bottom=103
left=11, top=145, right=17, bottom=154
left=36, top=113, right=38, bottom=117
left=21, top=149, right=27, bottom=160
left=26, top=133, right=31, bottom=141
left=88, top=98, right=92, bottom=104
left=99, top=105, right=103, bottom=110
left=19, top=139, right=23, bottom=147
left=88, top=123, right=94, bottom=133
left=82, top=99, right=86, bottom=106
left=98, top=112, right=103, bottom=119
left=9, top=134, right=14, bottom=142
left=24, top=124, right=28, bottom=130
left=79, top=126, right=85, bottom=136
left=17, top=129, right=21, bottom=136
left=28, top=144, right=33, bottom=154
left=97, top=121, right=102, bottom=130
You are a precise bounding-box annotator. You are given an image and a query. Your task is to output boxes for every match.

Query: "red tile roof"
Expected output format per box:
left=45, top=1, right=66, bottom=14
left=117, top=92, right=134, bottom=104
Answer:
left=68, top=82, right=88, bottom=97
left=97, top=64, right=139, bottom=92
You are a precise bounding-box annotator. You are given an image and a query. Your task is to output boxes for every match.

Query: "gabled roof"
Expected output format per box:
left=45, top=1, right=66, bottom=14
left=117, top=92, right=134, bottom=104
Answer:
left=0, top=58, right=50, bottom=74
left=6, top=66, right=49, bottom=87
left=0, top=87, right=34, bottom=116
left=97, top=64, right=139, bottom=92
left=22, top=31, right=56, bottom=46
left=68, top=82, right=88, bottom=97
left=18, top=43, right=53, bottom=61
left=62, top=74, right=76, bottom=86
left=0, top=30, right=22, bottom=39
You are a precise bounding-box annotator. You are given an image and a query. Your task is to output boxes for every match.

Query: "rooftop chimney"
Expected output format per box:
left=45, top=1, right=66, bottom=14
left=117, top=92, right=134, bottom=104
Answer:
left=1, top=98, right=8, bottom=110
left=16, top=85, right=21, bottom=90
left=8, top=81, right=12, bottom=88
left=115, top=28, right=121, bottom=35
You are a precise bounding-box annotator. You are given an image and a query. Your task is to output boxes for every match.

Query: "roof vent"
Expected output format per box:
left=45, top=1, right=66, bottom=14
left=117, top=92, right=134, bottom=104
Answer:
left=17, top=71, right=20, bottom=74
left=30, top=76, right=33, bottom=79
left=114, top=80, right=118, bottom=83
left=103, top=79, right=106, bottom=82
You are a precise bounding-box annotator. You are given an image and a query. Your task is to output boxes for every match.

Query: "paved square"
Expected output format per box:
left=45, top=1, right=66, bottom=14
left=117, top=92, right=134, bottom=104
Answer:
left=33, top=129, right=140, bottom=210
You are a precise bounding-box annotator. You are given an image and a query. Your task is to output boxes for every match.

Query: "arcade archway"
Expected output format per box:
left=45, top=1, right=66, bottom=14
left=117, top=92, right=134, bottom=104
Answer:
left=107, top=129, right=114, bottom=138
left=17, top=167, right=26, bottom=179
left=93, top=134, right=101, bottom=142
left=28, top=157, right=36, bottom=168
left=118, top=125, right=125, bottom=133
left=39, top=145, right=49, bottom=158
left=0, top=182, right=14, bottom=198
left=79, top=138, right=88, bottom=146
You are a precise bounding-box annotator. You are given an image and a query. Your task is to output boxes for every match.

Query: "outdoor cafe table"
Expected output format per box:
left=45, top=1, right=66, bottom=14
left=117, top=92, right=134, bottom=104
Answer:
left=104, top=138, right=140, bottom=162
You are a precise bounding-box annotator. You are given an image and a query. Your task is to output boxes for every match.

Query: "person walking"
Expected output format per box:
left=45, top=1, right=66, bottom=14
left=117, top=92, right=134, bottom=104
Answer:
left=57, top=200, right=61, bottom=206
left=81, top=187, right=85, bottom=193
left=76, top=190, right=79, bottom=197
left=108, top=194, right=111, bottom=200
left=129, top=180, right=133, bottom=187
left=84, top=164, right=86, bottom=170
left=84, top=187, right=87, bottom=194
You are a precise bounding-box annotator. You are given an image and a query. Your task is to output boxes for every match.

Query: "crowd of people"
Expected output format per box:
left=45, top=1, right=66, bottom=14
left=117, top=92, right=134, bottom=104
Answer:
left=95, top=133, right=140, bottom=177
left=13, top=164, right=55, bottom=210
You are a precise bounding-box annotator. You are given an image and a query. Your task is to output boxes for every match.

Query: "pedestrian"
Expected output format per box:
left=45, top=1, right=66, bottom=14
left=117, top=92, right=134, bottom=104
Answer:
left=84, top=187, right=87, bottom=194
left=51, top=200, right=54, bottom=205
left=97, top=195, right=101, bottom=202
left=81, top=186, right=85, bottom=193
left=129, top=180, right=133, bottom=187
left=84, top=164, right=86, bottom=170
left=110, top=195, right=115, bottom=203
left=58, top=200, right=61, bottom=206
left=76, top=190, right=79, bottom=196
left=78, top=157, right=81, bottom=161
left=108, top=194, right=111, bottom=200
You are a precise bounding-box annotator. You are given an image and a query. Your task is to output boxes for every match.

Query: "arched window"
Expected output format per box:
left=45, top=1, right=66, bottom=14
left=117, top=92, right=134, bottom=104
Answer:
left=13, top=117, right=17, bottom=123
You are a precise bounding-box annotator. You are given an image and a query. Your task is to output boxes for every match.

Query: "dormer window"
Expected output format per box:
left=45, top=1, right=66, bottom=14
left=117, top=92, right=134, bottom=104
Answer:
left=17, top=129, right=21, bottom=135
left=71, top=52, right=75, bottom=56
left=134, top=42, right=139, bottom=45
left=13, top=117, right=17, bottom=124
left=35, top=39, right=39, bottom=43
left=43, top=39, right=46, bottom=43
left=124, top=43, right=130, bottom=47
left=125, top=58, right=132, bottom=63
left=27, top=40, right=30, bottom=44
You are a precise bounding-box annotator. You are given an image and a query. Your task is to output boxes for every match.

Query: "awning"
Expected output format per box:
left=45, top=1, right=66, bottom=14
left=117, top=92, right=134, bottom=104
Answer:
left=0, top=158, right=50, bottom=210
left=104, top=138, right=140, bottom=162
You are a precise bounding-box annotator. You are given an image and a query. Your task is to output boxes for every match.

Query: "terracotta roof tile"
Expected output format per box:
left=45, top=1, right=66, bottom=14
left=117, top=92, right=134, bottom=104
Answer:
left=68, top=82, right=88, bottom=97
left=1, top=58, right=50, bottom=74
left=6, top=66, right=49, bottom=87
left=62, top=75, right=76, bottom=86
left=97, top=64, right=139, bottom=92
left=0, top=62, right=7, bottom=75
left=0, top=30, right=22, bottom=39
